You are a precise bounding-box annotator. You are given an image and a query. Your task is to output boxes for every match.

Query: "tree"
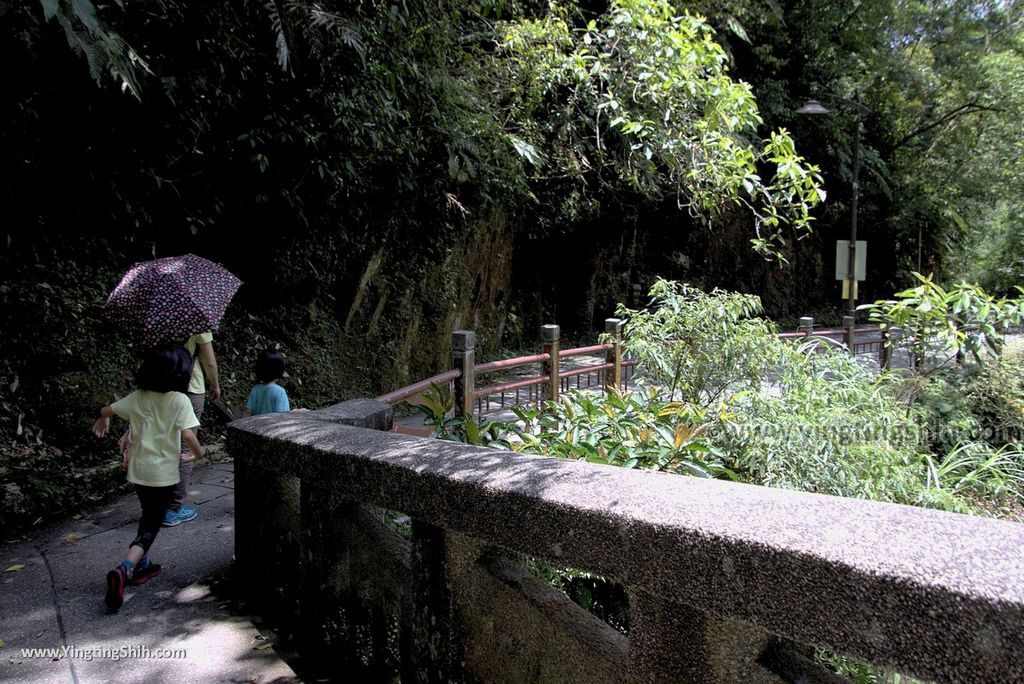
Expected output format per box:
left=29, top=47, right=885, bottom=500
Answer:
left=499, top=0, right=825, bottom=258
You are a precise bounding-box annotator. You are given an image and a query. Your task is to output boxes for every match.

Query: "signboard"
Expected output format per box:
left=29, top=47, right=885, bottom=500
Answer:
left=835, top=240, right=867, bottom=281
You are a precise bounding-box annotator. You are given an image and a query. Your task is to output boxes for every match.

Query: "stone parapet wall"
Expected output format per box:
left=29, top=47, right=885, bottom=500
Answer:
left=228, top=400, right=1024, bottom=683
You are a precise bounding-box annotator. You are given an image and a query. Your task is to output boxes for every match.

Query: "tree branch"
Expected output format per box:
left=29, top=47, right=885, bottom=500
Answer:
left=893, top=102, right=1003, bottom=150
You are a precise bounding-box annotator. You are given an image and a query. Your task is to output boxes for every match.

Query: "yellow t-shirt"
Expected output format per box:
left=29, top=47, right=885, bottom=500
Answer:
left=184, top=332, right=213, bottom=395
left=111, top=390, right=200, bottom=487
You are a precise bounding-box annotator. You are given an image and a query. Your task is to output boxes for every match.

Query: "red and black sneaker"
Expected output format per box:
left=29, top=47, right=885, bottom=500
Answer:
left=105, top=566, right=127, bottom=613
left=128, top=563, right=162, bottom=586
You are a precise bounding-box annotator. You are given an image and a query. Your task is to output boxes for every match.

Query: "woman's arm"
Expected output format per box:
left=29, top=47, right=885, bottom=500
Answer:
left=198, top=342, right=220, bottom=399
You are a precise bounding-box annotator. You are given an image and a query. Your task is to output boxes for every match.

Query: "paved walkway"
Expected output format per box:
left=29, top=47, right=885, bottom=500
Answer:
left=0, top=457, right=297, bottom=683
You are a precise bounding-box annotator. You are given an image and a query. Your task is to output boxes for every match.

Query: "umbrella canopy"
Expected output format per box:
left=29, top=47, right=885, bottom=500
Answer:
left=105, top=254, right=242, bottom=349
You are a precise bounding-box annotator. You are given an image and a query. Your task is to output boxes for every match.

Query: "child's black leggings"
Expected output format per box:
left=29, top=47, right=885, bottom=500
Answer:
left=131, top=484, right=176, bottom=554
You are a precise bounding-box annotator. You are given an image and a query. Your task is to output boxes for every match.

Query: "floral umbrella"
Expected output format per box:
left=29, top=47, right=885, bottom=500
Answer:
left=104, top=254, right=242, bottom=349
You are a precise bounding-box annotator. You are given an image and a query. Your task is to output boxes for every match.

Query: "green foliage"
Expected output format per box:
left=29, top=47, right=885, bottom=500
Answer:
left=922, top=442, right=1024, bottom=511
left=860, top=273, right=1024, bottom=368
left=817, top=650, right=928, bottom=684
left=458, top=281, right=1024, bottom=516
left=615, top=278, right=778, bottom=405
left=913, top=356, right=1024, bottom=454
left=880, top=1, right=1024, bottom=285
left=526, top=558, right=628, bottom=633
left=500, top=388, right=734, bottom=478
left=960, top=209, right=1024, bottom=297
left=720, top=343, right=926, bottom=504
left=37, top=0, right=150, bottom=98
left=499, top=0, right=825, bottom=256
left=708, top=0, right=1024, bottom=289
left=961, top=357, right=1024, bottom=445
left=414, top=383, right=509, bottom=447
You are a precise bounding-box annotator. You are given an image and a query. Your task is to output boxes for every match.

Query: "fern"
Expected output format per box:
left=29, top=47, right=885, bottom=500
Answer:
left=262, top=0, right=365, bottom=75
left=39, top=0, right=150, bottom=99
left=264, top=0, right=293, bottom=74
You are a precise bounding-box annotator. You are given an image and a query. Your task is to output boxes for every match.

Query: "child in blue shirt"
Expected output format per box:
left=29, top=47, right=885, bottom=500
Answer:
left=242, top=348, right=290, bottom=416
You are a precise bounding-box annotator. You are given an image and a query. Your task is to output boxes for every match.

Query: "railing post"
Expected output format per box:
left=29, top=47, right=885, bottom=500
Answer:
left=605, top=318, right=623, bottom=393
left=541, top=324, right=560, bottom=402
left=843, top=315, right=855, bottom=355
left=955, top=321, right=966, bottom=365
left=881, top=327, right=892, bottom=369
left=299, top=484, right=360, bottom=667
left=799, top=316, right=814, bottom=337
left=409, top=520, right=465, bottom=683
left=628, top=589, right=772, bottom=683
left=452, top=331, right=475, bottom=418
left=883, top=326, right=901, bottom=370
left=234, top=459, right=301, bottom=621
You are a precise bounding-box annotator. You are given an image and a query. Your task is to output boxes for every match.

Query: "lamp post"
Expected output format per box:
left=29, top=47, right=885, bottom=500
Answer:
left=796, top=94, right=869, bottom=350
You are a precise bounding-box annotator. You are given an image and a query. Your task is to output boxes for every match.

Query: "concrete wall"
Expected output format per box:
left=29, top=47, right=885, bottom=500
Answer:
left=228, top=400, right=1024, bottom=683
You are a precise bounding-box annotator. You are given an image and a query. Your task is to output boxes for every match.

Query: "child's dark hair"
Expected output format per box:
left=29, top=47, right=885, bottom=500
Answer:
left=136, top=344, right=194, bottom=393
left=254, top=348, right=286, bottom=384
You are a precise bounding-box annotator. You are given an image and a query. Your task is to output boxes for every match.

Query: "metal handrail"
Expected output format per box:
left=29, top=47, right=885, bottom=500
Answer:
left=376, top=368, right=462, bottom=405
left=473, top=375, right=550, bottom=398
left=474, top=353, right=551, bottom=375
left=560, top=343, right=612, bottom=357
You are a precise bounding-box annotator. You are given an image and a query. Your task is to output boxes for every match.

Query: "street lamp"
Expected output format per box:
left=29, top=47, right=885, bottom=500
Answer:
left=797, top=93, right=870, bottom=351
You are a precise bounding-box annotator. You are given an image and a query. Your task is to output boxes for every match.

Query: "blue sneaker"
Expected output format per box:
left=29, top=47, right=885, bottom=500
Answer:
left=162, top=504, right=198, bottom=527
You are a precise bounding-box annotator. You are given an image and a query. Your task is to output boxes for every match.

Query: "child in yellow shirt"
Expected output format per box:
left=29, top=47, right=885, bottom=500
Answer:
left=92, top=345, right=204, bottom=613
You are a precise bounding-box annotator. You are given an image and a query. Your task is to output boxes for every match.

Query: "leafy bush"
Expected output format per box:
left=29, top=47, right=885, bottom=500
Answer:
left=501, top=388, right=733, bottom=478
left=718, top=342, right=926, bottom=504
left=615, top=278, right=778, bottom=406
left=921, top=442, right=1024, bottom=512
left=912, top=356, right=1024, bottom=454
left=961, top=357, right=1024, bottom=445
left=860, top=273, right=1024, bottom=368
left=499, top=0, right=825, bottom=257
left=526, top=559, right=628, bottom=634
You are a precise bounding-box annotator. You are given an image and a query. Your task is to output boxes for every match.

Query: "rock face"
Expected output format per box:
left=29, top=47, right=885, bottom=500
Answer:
left=2, top=482, right=26, bottom=526
left=340, top=207, right=516, bottom=387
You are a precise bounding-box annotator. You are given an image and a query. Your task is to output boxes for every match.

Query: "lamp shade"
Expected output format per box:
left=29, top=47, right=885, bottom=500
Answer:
left=796, top=99, right=830, bottom=115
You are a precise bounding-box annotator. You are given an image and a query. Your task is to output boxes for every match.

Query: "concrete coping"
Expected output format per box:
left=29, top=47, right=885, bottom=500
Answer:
left=604, top=318, right=623, bottom=336
left=452, top=330, right=476, bottom=352
left=228, top=401, right=1024, bottom=683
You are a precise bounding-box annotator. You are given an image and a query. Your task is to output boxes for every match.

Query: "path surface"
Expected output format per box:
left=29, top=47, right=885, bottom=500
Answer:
left=0, top=457, right=297, bottom=683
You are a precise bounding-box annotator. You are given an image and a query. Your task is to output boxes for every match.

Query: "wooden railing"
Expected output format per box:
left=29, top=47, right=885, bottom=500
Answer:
left=778, top=315, right=895, bottom=365
left=377, top=319, right=637, bottom=420
left=377, top=316, right=898, bottom=423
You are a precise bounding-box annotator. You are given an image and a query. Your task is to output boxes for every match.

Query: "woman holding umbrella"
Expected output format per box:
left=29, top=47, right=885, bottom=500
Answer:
left=105, top=255, right=240, bottom=526
left=165, top=331, right=221, bottom=526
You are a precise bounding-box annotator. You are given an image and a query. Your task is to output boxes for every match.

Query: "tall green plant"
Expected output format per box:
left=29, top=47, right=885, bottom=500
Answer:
left=860, top=273, right=1024, bottom=369
left=615, top=278, right=779, bottom=406
left=719, top=343, right=927, bottom=504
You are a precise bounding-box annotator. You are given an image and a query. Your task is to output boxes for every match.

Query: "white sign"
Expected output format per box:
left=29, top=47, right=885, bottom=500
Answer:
left=835, top=240, right=867, bottom=281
